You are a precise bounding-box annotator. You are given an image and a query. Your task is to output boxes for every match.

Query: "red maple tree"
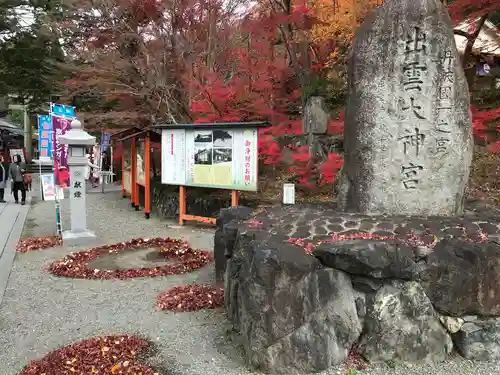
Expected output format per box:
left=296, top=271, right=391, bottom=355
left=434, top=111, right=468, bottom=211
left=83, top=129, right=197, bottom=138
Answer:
left=187, top=1, right=344, bottom=188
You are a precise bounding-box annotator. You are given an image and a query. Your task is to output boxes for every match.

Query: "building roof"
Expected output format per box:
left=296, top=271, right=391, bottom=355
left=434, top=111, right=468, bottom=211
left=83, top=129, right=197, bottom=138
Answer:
left=0, top=118, right=23, bottom=136
left=153, top=121, right=270, bottom=130
left=455, top=19, right=500, bottom=57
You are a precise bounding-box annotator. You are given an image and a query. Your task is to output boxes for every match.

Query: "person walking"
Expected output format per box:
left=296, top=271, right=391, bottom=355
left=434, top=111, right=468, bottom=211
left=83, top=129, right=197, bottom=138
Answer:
left=85, top=152, right=100, bottom=188
left=0, top=154, right=8, bottom=203
left=9, top=154, right=27, bottom=205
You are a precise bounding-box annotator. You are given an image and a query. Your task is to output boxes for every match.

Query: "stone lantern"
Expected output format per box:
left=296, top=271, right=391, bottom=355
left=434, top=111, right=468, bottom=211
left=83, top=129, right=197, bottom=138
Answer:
left=57, top=118, right=97, bottom=245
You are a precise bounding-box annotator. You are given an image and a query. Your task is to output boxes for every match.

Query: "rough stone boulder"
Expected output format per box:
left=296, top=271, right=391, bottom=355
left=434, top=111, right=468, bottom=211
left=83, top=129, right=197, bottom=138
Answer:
left=213, top=206, right=253, bottom=284
left=359, top=281, right=453, bottom=363
left=218, top=204, right=500, bottom=373
left=225, top=227, right=362, bottom=374
left=420, top=239, right=500, bottom=316
left=314, top=240, right=419, bottom=280
left=453, top=319, right=500, bottom=360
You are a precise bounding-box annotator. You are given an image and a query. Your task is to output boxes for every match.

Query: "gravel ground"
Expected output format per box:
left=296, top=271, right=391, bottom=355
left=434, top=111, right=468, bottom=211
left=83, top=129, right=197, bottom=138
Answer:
left=1, top=187, right=500, bottom=375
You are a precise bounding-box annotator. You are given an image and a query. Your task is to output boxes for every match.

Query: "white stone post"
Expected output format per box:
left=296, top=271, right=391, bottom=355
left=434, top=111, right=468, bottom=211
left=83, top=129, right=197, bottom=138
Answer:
left=57, top=119, right=97, bottom=246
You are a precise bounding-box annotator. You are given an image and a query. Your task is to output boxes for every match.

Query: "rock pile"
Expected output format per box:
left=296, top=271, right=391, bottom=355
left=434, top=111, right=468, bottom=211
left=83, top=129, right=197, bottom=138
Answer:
left=215, top=205, right=500, bottom=374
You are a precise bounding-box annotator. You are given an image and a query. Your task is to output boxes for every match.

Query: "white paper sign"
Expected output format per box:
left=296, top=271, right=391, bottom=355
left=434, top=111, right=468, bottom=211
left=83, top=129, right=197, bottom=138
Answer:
left=283, top=183, right=295, bottom=204
left=41, top=174, right=56, bottom=201
left=161, top=129, right=186, bottom=185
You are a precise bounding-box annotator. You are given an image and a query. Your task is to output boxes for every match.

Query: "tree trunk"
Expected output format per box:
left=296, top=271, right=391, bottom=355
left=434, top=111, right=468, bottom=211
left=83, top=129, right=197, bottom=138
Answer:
left=461, top=14, right=488, bottom=90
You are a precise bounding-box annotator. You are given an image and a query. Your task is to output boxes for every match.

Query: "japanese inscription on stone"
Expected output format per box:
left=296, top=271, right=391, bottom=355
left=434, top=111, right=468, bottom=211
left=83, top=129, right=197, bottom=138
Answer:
left=434, top=50, right=455, bottom=154
left=399, top=26, right=427, bottom=190
left=72, top=171, right=85, bottom=199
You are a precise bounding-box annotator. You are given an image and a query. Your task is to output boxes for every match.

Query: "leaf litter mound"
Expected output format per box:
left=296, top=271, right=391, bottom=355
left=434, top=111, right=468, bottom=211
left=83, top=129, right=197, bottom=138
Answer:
left=156, top=284, right=224, bottom=312
left=16, top=236, right=62, bottom=253
left=19, top=334, right=159, bottom=375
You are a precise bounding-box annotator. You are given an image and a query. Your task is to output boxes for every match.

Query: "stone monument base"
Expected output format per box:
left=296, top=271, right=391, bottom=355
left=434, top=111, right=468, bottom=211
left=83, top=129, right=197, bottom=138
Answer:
left=217, top=204, right=500, bottom=374
left=62, top=229, right=97, bottom=247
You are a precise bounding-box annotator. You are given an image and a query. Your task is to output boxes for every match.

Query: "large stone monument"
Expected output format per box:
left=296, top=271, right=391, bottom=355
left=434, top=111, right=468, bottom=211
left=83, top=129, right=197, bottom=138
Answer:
left=58, top=119, right=97, bottom=246
left=216, top=1, right=500, bottom=374
left=337, top=0, right=473, bottom=216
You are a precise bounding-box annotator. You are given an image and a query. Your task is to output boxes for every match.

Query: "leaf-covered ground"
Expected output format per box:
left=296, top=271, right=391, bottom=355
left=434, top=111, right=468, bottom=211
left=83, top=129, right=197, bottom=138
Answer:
left=156, top=284, right=224, bottom=312
left=19, top=335, right=159, bottom=375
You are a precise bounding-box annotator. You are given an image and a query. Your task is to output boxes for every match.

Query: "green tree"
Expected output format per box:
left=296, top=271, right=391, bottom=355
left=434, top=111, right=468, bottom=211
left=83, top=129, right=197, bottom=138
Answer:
left=0, top=0, right=65, bottom=108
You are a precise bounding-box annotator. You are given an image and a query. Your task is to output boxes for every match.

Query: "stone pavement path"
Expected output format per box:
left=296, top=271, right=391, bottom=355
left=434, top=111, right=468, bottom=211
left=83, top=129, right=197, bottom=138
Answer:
left=0, top=187, right=31, bottom=306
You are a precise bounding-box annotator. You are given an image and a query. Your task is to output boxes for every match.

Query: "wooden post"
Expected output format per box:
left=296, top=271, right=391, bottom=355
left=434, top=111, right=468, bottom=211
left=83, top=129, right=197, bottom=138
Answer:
left=231, top=190, right=239, bottom=207
left=121, top=142, right=126, bottom=198
left=179, top=185, right=186, bottom=225
left=144, top=134, right=151, bottom=219
left=131, top=137, right=137, bottom=209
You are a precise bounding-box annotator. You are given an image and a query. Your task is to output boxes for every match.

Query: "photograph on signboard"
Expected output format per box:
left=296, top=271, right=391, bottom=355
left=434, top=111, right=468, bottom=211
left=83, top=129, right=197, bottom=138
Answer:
left=194, top=147, right=212, bottom=165
left=213, top=148, right=232, bottom=164
left=212, top=130, right=232, bottom=147
left=194, top=131, right=213, bottom=143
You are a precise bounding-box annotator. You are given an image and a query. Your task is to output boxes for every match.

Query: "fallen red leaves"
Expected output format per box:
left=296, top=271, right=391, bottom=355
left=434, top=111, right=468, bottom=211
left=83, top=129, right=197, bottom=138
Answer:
left=247, top=219, right=264, bottom=229
left=157, top=284, right=224, bottom=312
left=288, top=230, right=489, bottom=254
left=16, top=236, right=62, bottom=253
left=19, top=334, right=159, bottom=375
left=48, top=237, right=212, bottom=280
left=344, top=349, right=369, bottom=372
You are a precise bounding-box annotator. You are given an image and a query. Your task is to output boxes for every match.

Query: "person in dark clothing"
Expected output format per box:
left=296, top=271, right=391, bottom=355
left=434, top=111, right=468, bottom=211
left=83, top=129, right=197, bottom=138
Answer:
left=0, top=154, right=8, bottom=203
left=9, top=154, right=26, bottom=204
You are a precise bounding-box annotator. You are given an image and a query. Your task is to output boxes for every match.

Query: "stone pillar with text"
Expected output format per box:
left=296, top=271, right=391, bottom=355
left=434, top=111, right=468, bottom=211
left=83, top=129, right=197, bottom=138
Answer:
left=57, top=119, right=97, bottom=245
left=337, top=0, right=473, bottom=216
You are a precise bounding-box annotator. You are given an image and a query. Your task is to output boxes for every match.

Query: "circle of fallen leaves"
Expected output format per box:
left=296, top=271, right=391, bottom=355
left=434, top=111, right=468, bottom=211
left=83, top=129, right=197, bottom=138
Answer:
left=16, top=236, right=62, bottom=253
left=156, top=284, right=224, bottom=312
left=18, top=334, right=160, bottom=375
left=48, top=237, right=212, bottom=280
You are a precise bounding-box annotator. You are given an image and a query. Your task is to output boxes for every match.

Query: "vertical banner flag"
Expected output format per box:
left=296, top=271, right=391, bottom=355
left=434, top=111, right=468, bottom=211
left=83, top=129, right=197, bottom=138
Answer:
left=52, top=116, right=72, bottom=168
left=100, top=132, right=111, bottom=154
left=38, top=115, right=53, bottom=158
left=50, top=103, right=76, bottom=168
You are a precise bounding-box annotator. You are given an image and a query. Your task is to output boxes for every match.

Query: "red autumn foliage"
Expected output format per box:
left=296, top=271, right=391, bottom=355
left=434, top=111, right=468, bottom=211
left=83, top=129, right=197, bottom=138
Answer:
left=156, top=284, right=224, bottom=312
left=19, top=335, right=158, bottom=375
left=471, top=105, right=500, bottom=152
left=187, top=7, right=344, bottom=189
left=16, top=236, right=62, bottom=253
left=61, top=0, right=500, bottom=192
left=448, top=0, right=500, bottom=23
left=320, top=153, right=344, bottom=185
left=48, top=237, right=212, bottom=280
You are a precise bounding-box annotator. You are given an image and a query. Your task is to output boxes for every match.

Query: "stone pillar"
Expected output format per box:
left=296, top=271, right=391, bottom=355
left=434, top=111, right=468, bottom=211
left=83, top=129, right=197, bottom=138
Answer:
left=302, top=96, right=329, bottom=158
left=57, top=119, right=97, bottom=245
left=337, top=0, right=473, bottom=216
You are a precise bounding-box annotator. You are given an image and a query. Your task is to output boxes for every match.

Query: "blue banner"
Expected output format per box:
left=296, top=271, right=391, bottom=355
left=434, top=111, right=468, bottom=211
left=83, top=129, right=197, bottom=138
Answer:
left=51, top=103, right=76, bottom=119
left=100, top=133, right=111, bottom=153
left=38, top=115, right=53, bottom=158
